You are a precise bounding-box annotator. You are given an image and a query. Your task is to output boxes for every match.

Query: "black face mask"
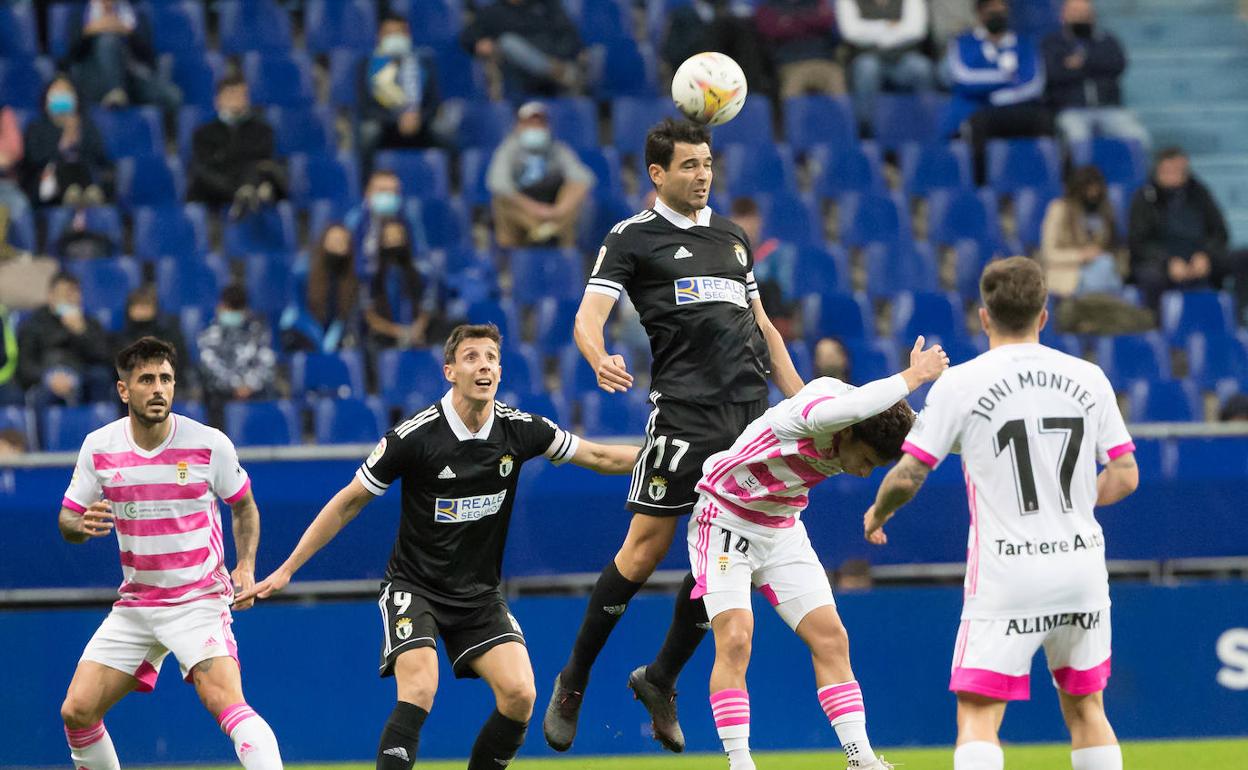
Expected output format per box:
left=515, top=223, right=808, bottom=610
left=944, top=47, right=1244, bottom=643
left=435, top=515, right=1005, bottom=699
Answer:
left=984, top=12, right=1009, bottom=35
left=325, top=250, right=351, bottom=267
left=1083, top=195, right=1104, bottom=211
left=380, top=245, right=411, bottom=265
left=1070, top=21, right=1094, bottom=38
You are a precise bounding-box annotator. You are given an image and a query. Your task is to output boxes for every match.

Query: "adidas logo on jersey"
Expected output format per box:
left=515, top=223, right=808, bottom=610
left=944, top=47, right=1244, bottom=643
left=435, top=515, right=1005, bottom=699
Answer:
left=383, top=747, right=410, bottom=761
left=109, top=472, right=124, bottom=484
left=673, top=245, right=694, bottom=259
left=438, top=466, right=456, bottom=479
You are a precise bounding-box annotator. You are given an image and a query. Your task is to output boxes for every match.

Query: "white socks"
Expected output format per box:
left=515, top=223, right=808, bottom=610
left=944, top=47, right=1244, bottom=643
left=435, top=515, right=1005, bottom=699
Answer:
left=819, top=681, right=875, bottom=768
left=1072, top=745, right=1122, bottom=770
left=954, top=741, right=1005, bottom=770
left=65, top=721, right=121, bottom=770
left=710, top=688, right=755, bottom=770
left=217, top=703, right=284, bottom=770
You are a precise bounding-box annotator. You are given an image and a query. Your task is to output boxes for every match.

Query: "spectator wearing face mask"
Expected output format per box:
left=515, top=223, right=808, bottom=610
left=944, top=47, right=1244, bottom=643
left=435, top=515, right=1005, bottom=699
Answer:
left=17, top=271, right=114, bottom=405
left=487, top=101, right=594, bottom=248
left=62, top=0, right=181, bottom=110
left=1042, top=0, right=1149, bottom=148
left=187, top=74, right=287, bottom=216
left=22, top=77, right=112, bottom=208
left=1041, top=165, right=1123, bottom=299
left=198, top=284, right=277, bottom=425
left=359, top=15, right=444, bottom=168
left=363, top=218, right=449, bottom=349
left=813, top=336, right=852, bottom=380
left=344, top=169, right=427, bottom=277
left=281, top=224, right=362, bottom=353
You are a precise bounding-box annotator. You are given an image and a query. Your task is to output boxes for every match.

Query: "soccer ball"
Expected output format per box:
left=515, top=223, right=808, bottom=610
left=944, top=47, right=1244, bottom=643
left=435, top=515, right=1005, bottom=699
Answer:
left=671, top=51, right=748, bottom=127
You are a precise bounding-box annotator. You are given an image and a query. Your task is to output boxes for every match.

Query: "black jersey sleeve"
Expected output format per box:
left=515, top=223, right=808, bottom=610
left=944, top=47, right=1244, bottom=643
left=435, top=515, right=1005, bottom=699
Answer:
left=585, top=212, right=651, bottom=301
left=500, top=403, right=581, bottom=464
left=355, top=428, right=421, bottom=496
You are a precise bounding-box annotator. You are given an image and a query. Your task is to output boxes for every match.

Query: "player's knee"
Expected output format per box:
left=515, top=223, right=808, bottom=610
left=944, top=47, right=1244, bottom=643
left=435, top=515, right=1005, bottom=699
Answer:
left=715, top=623, right=753, bottom=666
left=495, top=677, right=537, bottom=718
left=808, top=623, right=850, bottom=664
left=1060, top=691, right=1106, bottom=725
left=61, top=696, right=100, bottom=729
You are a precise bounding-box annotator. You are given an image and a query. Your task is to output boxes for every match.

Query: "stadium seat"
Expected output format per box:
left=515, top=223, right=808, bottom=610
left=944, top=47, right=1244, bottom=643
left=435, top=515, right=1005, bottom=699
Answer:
left=794, top=244, right=850, bottom=296
left=407, top=0, right=462, bottom=45
left=535, top=97, right=597, bottom=151
left=501, top=390, right=570, bottom=427
left=580, top=390, right=651, bottom=435
left=291, top=351, right=366, bottom=399
left=899, top=141, right=973, bottom=198
left=785, top=341, right=814, bottom=382
left=217, top=0, right=294, bottom=54
left=90, top=107, right=164, bottom=159
left=375, top=149, right=450, bottom=199
left=222, top=203, right=298, bottom=258
left=533, top=298, right=579, bottom=356
left=837, top=192, right=911, bottom=249
left=430, top=41, right=488, bottom=101
left=1069, top=137, right=1148, bottom=190
left=268, top=106, right=335, bottom=156
left=802, top=291, right=875, bottom=342
left=710, top=97, right=774, bottom=147
left=157, top=257, right=224, bottom=314
left=46, top=4, right=79, bottom=59
left=576, top=0, right=632, bottom=44
left=378, top=348, right=447, bottom=409
left=812, top=143, right=886, bottom=199
left=412, top=197, right=470, bottom=251
left=243, top=253, right=292, bottom=317
left=69, top=257, right=141, bottom=318
left=986, top=138, right=1061, bottom=197
left=458, top=147, right=493, bottom=207
left=116, top=155, right=184, bottom=210
left=926, top=189, right=1003, bottom=251
left=42, top=404, right=120, bottom=453
left=244, top=53, right=315, bottom=107
left=1129, top=379, right=1201, bottom=422
left=722, top=144, right=798, bottom=198
left=892, top=291, right=967, bottom=342
left=558, top=344, right=603, bottom=398
left=0, top=1, right=37, bottom=57
left=510, top=248, right=585, bottom=306
left=577, top=147, right=625, bottom=202
left=1013, top=187, right=1058, bottom=253
left=147, top=1, right=207, bottom=55
left=224, top=400, right=301, bottom=447
left=457, top=101, right=514, bottom=149
left=305, top=0, right=376, bottom=54
left=1095, top=332, right=1171, bottom=389
left=327, top=49, right=364, bottom=108
left=1161, top=290, right=1235, bottom=342
left=610, top=97, right=679, bottom=158
left=841, top=339, right=900, bottom=385
left=872, top=92, right=948, bottom=151
left=951, top=240, right=993, bottom=299
left=1039, top=325, right=1084, bottom=358
left=863, top=242, right=940, bottom=299
left=0, top=57, right=51, bottom=110
left=165, top=51, right=226, bottom=111
left=3, top=205, right=33, bottom=252
left=133, top=204, right=210, bottom=261
left=783, top=95, right=856, bottom=156
left=314, top=397, right=388, bottom=444
left=595, top=39, right=659, bottom=99
left=1187, top=332, right=1248, bottom=389
left=289, top=153, right=361, bottom=209
left=46, top=206, right=124, bottom=258
left=501, top=344, right=542, bottom=398
left=758, top=192, right=823, bottom=246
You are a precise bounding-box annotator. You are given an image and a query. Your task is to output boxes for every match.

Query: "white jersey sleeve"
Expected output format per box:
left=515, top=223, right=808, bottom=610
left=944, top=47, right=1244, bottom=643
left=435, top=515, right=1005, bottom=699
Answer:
left=208, top=430, right=251, bottom=504
left=775, top=374, right=910, bottom=440
left=63, top=439, right=103, bottom=513
left=901, top=373, right=965, bottom=468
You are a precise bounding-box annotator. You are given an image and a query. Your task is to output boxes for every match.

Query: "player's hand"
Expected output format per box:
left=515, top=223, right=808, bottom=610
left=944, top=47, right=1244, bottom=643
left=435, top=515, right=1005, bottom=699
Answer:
left=232, top=568, right=291, bottom=609
left=905, top=335, right=949, bottom=386
left=863, top=505, right=888, bottom=545
left=72, top=501, right=115, bottom=539
left=595, top=353, right=634, bottom=393
left=230, top=564, right=256, bottom=610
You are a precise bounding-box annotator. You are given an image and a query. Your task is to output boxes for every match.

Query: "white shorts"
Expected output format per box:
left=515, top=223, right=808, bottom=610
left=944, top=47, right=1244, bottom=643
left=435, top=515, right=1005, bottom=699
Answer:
left=688, top=496, right=835, bottom=630
left=949, top=609, right=1112, bottom=701
left=80, top=599, right=238, bottom=692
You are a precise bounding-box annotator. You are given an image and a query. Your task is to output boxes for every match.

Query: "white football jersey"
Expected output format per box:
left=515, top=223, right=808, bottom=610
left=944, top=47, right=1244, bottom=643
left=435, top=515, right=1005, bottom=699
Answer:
left=902, top=343, right=1134, bottom=619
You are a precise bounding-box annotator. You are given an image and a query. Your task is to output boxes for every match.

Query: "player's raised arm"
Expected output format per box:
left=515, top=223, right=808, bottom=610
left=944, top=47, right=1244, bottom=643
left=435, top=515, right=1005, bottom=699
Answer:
left=751, top=297, right=804, bottom=397
left=804, top=336, right=949, bottom=432
left=574, top=292, right=633, bottom=393
left=1096, top=452, right=1139, bottom=506
left=568, top=437, right=642, bottom=475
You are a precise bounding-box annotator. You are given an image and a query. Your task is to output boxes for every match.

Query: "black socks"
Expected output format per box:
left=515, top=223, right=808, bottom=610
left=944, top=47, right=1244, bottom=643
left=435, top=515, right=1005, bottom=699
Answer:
left=375, top=701, right=427, bottom=770
left=560, top=561, right=644, bottom=692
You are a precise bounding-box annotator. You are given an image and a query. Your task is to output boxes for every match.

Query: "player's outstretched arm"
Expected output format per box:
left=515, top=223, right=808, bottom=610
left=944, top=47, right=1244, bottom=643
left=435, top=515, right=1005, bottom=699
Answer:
left=58, top=501, right=114, bottom=544
left=900, top=335, right=949, bottom=391
left=863, top=454, right=932, bottom=545
left=804, top=337, right=949, bottom=432
left=568, top=438, right=642, bottom=475
left=1096, top=452, right=1139, bottom=506
left=227, top=489, right=261, bottom=610
left=574, top=292, right=633, bottom=393
left=751, top=298, right=804, bottom=397
left=233, top=478, right=375, bottom=608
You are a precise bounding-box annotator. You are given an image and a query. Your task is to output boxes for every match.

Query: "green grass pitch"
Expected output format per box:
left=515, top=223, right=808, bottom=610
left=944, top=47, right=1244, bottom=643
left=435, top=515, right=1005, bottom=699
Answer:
left=191, top=738, right=1245, bottom=769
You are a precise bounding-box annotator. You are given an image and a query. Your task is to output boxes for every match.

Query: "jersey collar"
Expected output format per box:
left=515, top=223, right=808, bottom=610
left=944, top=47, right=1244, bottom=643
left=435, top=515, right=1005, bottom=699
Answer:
left=654, top=197, right=712, bottom=229
left=441, top=390, right=495, bottom=441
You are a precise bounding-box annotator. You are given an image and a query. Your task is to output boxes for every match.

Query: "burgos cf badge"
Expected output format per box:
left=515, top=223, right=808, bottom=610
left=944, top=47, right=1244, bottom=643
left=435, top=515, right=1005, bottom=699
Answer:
left=395, top=617, right=413, bottom=641
left=175, top=461, right=189, bottom=486
left=367, top=437, right=388, bottom=467
left=648, top=475, right=668, bottom=501
left=499, top=454, right=514, bottom=477
left=733, top=242, right=747, bottom=267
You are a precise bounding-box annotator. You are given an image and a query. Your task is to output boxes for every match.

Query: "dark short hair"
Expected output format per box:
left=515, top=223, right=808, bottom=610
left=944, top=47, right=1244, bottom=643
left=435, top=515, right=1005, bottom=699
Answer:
left=220, top=284, right=248, bottom=310
left=49, top=270, right=80, bottom=290
left=644, top=118, right=712, bottom=174
left=730, top=197, right=759, bottom=217
left=443, top=323, right=503, bottom=365
left=116, top=336, right=178, bottom=379
left=980, top=256, right=1047, bottom=334
left=851, top=399, right=916, bottom=462
left=126, top=284, right=158, bottom=310
left=216, top=72, right=248, bottom=95
left=379, top=13, right=408, bottom=28
left=1155, top=145, right=1187, bottom=165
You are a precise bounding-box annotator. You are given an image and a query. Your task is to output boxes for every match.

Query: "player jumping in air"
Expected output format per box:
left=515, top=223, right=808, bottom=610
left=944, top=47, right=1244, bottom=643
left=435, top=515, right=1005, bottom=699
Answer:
left=235, top=324, right=640, bottom=770
left=865, top=258, right=1140, bottom=770
left=58, top=337, right=283, bottom=770
left=544, top=117, right=805, bottom=754
left=693, top=337, right=948, bottom=770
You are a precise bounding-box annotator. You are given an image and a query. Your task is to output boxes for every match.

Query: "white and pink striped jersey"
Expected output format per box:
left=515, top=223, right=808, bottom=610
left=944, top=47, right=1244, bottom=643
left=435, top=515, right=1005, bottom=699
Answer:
left=696, top=374, right=911, bottom=531
left=62, top=414, right=252, bottom=608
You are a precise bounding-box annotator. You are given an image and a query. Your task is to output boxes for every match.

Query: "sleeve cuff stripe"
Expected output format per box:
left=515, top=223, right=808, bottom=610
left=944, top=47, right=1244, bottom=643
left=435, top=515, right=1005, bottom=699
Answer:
left=555, top=434, right=581, bottom=465
left=585, top=285, right=621, bottom=299
left=62, top=496, right=87, bottom=514
left=357, top=467, right=389, bottom=493
left=901, top=441, right=940, bottom=469
left=588, top=278, right=623, bottom=290
left=223, top=477, right=252, bottom=505
left=1106, top=441, right=1136, bottom=461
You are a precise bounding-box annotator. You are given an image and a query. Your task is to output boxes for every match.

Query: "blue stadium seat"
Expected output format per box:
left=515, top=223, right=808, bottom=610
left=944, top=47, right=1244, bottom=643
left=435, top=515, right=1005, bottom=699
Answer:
left=501, top=344, right=542, bottom=397
left=802, top=291, right=874, bottom=342
left=759, top=192, right=823, bottom=246
left=289, top=153, right=361, bottom=209
left=1069, top=137, right=1147, bottom=191
left=314, top=397, right=389, bottom=444
left=558, top=344, right=602, bottom=397
left=69, top=256, right=140, bottom=318
left=899, top=141, right=973, bottom=198
left=783, top=95, right=856, bottom=156
left=951, top=239, right=992, bottom=299
left=1175, top=438, right=1248, bottom=480
left=42, top=404, right=120, bottom=453
left=892, top=291, right=966, bottom=342
left=1129, top=379, right=1200, bottom=423
left=580, top=390, right=651, bottom=435
left=90, top=107, right=164, bottom=159
left=0, top=1, right=37, bottom=57
left=577, top=147, right=624, bottom=201
left=841, top=339, right=899, bottom=385
left=576, top=0, right=631, bottom=44
left=116, top=154, right=184, bottom=210
left=378, top=348, right=448, bottom=409
left=4, top=205, right=33, bottom=251
left=165, top=51, right=226, bottom=111
left=305, top=0, right=376, bottom=54
left=710, top=98, right=774, bottom=147
left=244, top=53, right=315, bottom=108
left=428, top=41, right=487, bottom=100
left=610, top=97, right=679, bottom=158
left=837, top=192, right=911, bottom=249
left=291, top=351, right=366, bottom=399
left=1013, top=187, right=1058, bottom=253
left=46, top=206, right=124, bottom=258
left=327, top=49, right=363, bottom=108
left=1039, top=325, right=1084, bottom=358
left=987, top=138, right=1061, bottom=197
left=541, top=97, right=597, bottom=151
left=926, top=189, right=1002, bottom=251
left=596, top=38, right=659, bottom=99
left=175, top=104, right=211, bottom=163
left=268, top=106, right=334, bottom=156
left=225, top=400, right=300, bottom=447
left=157, top=257, right=223, bottom=314
left=864, top=242, right=940, bottom=299
left=407, top=0, right=462, bottom=46
left=1187, top=332, right=1248, bottom=389
left=812, top=143, right=886, bottom=199
left=723, top=144, right=798, bottom=197
left=46, top=3, right=78, bottom=60
left=146, top=1, right=207, bottom=54
left=222, top=203, right=297, bottom=258
left=133, top=204, right=209, bottom=261
left=375, top=149, right=450, bottom=199
left=0, top=57, right=50, bottom=110
left=458, top=147, right=493, bottom=207
left=1095, top=332, right=1171, bottom=389
left=794, top=244, right=850, bottom=296
left=501, top=390, right=570, bottom=427
left=1161, top=290, right=1235, bottom=342
left=217, top=0, right=293, bottom=54
left=510, top=248, right=585, bottom=306
left=412, top=197, right=470, bottom=251
left=786, top=341, right=814, bottom=381
left=463, top=298, right=517, bottom=339
left=533, top=298, right=579, bottom=356
left=460, top=100, right=516, bottom=149
left=872, top=92, right=947, bottom=151
left=243, top=253, right=292, bottom=316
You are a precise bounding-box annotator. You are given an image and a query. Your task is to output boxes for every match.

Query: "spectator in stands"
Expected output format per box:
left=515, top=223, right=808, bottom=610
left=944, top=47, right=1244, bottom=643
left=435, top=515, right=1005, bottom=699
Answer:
left=754, top=0, right=842, bottom=98
left=1041, top=165, right=1123, bottom=298
left=344, top=169, right=427, bottom=277
left=837, top=0, right=935, bottom=129
left=834, top=558, right=873, bottom=591
left=288, top=224, right=360, bottom=353
left=943, top=0, right=1053, bottom=185
left=0, top=303, right=19, bottom=404
left=1042, top=0, right=1149, bottom=148
left=487, top=102, right=594, bottom=248
left=666, top=1, right=774, bottom=96
left=0, top=427, right=25, bottom=457
left=460, top=0, right=585, bottom=97
left=198, top=284, right=277, bottom=426
left=16, top=271, right=113, bottom=405
left=0, top=105, right=30, bottom=227
left=22, top=77, right=112, bottom=208
left=813, top=336, right=851, bottom=380
left=53, top=207, right=119, bottom=260
left=1219, top=394, right=1248, bottom=422
left=363, top=218, right=442, bottom=348
left=187, top=74, right=287, bottom=217
left=730, top=197, right=796, bottom=330
left=62, top=0, right=180, bottom=110
left=1129, top=147, right=1248, bottom=316
left=117, top=285, right=188, bottom=372
left=358, top=15, right=444, bottom=167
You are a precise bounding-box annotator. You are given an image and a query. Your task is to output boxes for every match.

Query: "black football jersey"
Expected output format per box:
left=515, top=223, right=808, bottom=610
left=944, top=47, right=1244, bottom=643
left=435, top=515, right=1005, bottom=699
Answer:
left=355, top=393, right=578, bottom=606
left=585, top=201, right=771, bottom=404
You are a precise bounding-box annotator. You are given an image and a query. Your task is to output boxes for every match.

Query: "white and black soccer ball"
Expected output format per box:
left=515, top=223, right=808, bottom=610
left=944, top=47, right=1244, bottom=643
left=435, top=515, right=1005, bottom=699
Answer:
left=671, top=51, right=748, bottom=127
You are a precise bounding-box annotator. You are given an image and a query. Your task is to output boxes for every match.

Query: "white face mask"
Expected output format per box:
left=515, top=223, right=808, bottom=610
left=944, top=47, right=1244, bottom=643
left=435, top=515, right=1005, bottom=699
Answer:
left=517, top=127, right=551, bottom=152
left=378, top=33, right=412, bottom=57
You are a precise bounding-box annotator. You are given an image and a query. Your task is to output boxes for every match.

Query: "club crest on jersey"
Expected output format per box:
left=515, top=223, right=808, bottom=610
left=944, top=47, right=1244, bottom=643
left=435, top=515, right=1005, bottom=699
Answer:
left=367, top=437, right=388, bottom=467
left=718, top=554, right=730, bottom=573
left=733, top=242, right=747, bottom=266
left=499, top=454, right=514, bottom=477
left=176, top=461, right=189, bottom=486
left=648, top=475, right=668, bottom=501
left=395, top=617, right=413, bottom=640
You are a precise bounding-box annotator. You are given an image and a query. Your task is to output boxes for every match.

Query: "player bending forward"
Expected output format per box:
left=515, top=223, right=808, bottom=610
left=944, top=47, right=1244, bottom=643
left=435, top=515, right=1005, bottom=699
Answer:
left=58, top=337, right=283, bottom=770
left=236, top=324, right=639, bottom=770
left=865, top=258, right=1140, bottom=770
left=694, top=337, right=948, bottom=770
